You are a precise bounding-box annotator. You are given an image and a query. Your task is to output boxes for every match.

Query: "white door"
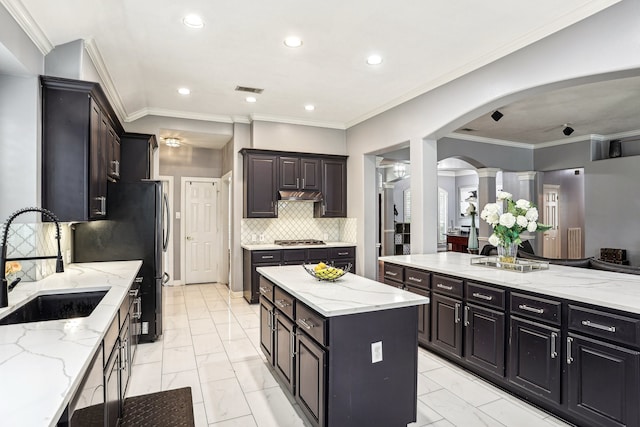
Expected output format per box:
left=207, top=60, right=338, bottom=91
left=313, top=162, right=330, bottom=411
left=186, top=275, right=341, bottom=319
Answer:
left=185, top=181, right=218, bottom=284
left=542, top=185, right=561, bottom=258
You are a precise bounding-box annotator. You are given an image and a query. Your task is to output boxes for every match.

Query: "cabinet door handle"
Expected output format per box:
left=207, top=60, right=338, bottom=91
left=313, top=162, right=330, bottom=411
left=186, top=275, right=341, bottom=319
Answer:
left=437, top=283, right=453, bottom=291
left=581, top=320, right=616, bottom=333
left=518, top=304, right=544, bottom=314
left=115, top=160, right=120, bottom=177
left=472, top=292, right=493, bottom=301
left=550, top=332, right=558, bottom=359
left=290, top=331, right=297, bottom=358
left=322, top=204, right=326, bottom=216
left=267, top=309, right=272, bottom=329
left=454, top=303, right=461, bottom=324
left=338, top=252, right=349, bottom=256
left=463, top=305, right=470, bottom=327
left=271, top=311, right=278, bottom=332
left=129, top=289, right=139, bottom=297
left=134, top=297, right=142, bottom=319
left=566, top=337, right=574, bottom=365
left=259, top=286, right=271, bottom=295
left=302, top=178, right=305, bottom=188
left=408, top=276, right=423, bottom=283
left=95, top=196, right=107, bottom=215
left=261, top=255, right=274, bottom=259
left=297, top=318, right=314, bottom=330
left=385, top=271, right=398, bottom=277
left=275, top=299, right=290, bottom=308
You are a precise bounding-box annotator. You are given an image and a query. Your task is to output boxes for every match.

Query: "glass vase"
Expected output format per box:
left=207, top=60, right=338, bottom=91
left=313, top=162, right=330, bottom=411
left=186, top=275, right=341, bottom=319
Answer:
left=467, top=214, right=478, bottom=252
left=497, top=242, right=518, bottom=268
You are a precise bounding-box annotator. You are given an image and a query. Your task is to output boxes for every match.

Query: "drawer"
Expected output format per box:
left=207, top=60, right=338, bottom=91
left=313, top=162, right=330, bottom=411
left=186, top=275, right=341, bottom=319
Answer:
left=329, top=246, right=355, bottom=259
left=258, top=276, right=275, bottom=303
left=296, top=303, right=327, bottom=347
left=307, top=248, right=329, bottom=262
left=466, top=281, right=505, bottom=310
left=404, top=268, right=430, bottom=290
left=432, top=274, right=463, bottom=298
left=252, top=250, right=282, bottom=263
left=274, top=287, right=295, bottom=320
left=568, top=305, right=640, bottom=348
left=511, top=292, right=561, bottom=325
left=383, top=263, right=404, bottom=282
left=282, top=249, right=306, bottom=263
left=383, top=277, right=404, bottom=289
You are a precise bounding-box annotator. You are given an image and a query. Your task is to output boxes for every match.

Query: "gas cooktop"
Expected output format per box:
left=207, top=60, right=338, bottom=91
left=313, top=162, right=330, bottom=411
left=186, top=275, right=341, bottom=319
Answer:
left=274, top=239, right=326, bottom=246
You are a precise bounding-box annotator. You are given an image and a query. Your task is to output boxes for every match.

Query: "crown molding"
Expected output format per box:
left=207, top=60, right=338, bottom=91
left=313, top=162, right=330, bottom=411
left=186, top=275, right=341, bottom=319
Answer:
left=447, top=132, right=535, bottom=149
left=126, top=107, right=236, bottom=124
left=0, top=0, right=53, bottom=54
left=250, top=114, right=346, bottom=130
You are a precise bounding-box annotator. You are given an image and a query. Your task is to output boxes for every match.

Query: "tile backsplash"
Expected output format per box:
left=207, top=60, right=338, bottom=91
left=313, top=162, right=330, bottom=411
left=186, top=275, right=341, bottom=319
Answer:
left=2, top=222, right=71, bottom=282
left=241, top=201, right=356, bottom=244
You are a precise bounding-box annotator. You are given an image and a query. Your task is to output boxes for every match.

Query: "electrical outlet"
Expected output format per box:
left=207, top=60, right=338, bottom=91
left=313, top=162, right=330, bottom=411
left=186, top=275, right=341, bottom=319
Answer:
left=251, top=234, right=257, bottom=242
left=175, top=211, right=181, bottom=219
left=323, top=233, right=329, bottom=241
left=259, top=234, right=265, bottom=242
left=371, top=341, right=383, bottom=363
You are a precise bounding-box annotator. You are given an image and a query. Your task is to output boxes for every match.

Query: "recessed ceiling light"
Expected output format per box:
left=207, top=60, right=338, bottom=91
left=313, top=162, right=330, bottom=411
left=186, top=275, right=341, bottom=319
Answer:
left=183, top=14, right=204, bottom=29
left=165, top=137, right=181, bottom=148
left=367, top=55, right=383, bottom=65
left=178, top=87, right=191, bottom=95
left=305, top=104, right=315, bottom=111
left=246, top=96, right=257, bottom=103
left=284, top=36, right=303, bottom=48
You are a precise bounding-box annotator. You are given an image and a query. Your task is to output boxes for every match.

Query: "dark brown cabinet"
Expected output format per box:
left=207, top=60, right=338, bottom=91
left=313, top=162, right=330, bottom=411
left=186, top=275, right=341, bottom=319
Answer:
left=274, top=307, right=296, bottom=394
left=431, top=292, right=463, bottom=358
left=119, top=133, right=157, bottom=181
left=244, top=250, right=282, bottom=303
left=260, top=297, right=275, bottom=363
left=315, top=158, right=347, bottom=218
left=42, top=76, right=123, bottom=222
left=243, top=152, right=278, bottom=218
left=279, top=156, right=320, bottom=191
left=464, top=303, right=505, bottom=377
left=296, top=329, right=326, bottom=427
left=407, top=285, right=430, bottom=345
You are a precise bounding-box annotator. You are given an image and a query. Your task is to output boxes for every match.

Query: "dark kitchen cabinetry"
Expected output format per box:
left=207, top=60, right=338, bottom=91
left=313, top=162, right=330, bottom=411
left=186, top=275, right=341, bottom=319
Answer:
left=430, top=274, right=464, bottom=358
left=296, top=326, right=327, bottom=427
left=315, top=158, right=347, bottom=218
left=244, top=249, right=281, bottom=303
left=119, top=133, right=157, bottom=181
left=41, top=76, right=124, bottom=222
left=279, top=156, right=321, bottom=191
left=243, top=152, right=278, bottom=218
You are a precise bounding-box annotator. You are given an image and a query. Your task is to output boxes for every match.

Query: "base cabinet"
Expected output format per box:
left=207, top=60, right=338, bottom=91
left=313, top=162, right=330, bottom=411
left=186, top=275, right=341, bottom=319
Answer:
left=275, top=312, right=296, bottom=394
left=296, top=331, right=326, bottom=427
left=464, top=303, right=505, bottom=377
left=430, top=293, right=463, bottom=358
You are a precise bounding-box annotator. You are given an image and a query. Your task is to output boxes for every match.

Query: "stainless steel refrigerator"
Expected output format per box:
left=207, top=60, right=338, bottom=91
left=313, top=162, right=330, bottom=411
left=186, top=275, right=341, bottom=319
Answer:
left=73, top=180, right=170, bottom=342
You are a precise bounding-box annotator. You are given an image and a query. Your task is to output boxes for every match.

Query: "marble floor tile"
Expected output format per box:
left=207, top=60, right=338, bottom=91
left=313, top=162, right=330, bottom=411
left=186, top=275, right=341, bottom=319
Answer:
left=126, top=361, right=162, bottom=397
left=417, top=372, right=444, bottom=396
left=211, top=309, right=237, bottom=324
left=163, top=314, right=190, bottom=330
left=186, top=307, right=212, bottom=320
left=210, top=415, right=258, bottom=427
left=417, top=350, right=444, bottom=372
left=478, top=398, right=549, bottom=427
left=192, top=402, right=208, bottom=427
left=163, top=327, right=194, bottom=349
left=196, top=352, right=236, bottom=383
left=426, top=366, right=501, bottom=407
left=222, top=337, right=261, bottom=363
left=164, top=303, right=187, bottom=316
left=234, top=312, right=260, bottom=329
left=201, top=378, right=252, bottom=424
left=419, top=389, right=505, bottom=427
left=132, top=340, right=163, bottom=365
left=161, top=369, right=204, bottom=404
left=162, top=346, right=197, bottom=374
left=408, top=399, right=445, bottom=427
left=232, top=358, right=280, bottom=393
left=216, top=321, right=250, bottom=342
left=192, top=332, right=225, bottom=356
left=188, top=317, right=217, bottom=336
left=244, top=387, right=310, bottom=427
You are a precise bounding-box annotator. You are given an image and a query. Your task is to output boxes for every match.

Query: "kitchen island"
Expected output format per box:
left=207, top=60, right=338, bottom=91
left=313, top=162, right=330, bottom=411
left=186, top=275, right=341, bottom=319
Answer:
left=0, top=261, right=142, bottom=427
left=256, top=265, right=428, bottom=427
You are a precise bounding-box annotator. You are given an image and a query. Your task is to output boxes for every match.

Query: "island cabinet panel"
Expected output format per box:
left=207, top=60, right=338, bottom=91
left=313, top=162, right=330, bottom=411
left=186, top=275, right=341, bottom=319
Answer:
left=508, top=316, right=562, bottom=405
left=274, top=312, right=296, bottom=394
left=259, top=297, right=275, bottom=364
left=431, top=293, right=463, bottom=358
left=406, top=285, right=430, bottom=345
left=464, top=303, right=505, bottom=377
left=296, top=331, right=326, bottom=427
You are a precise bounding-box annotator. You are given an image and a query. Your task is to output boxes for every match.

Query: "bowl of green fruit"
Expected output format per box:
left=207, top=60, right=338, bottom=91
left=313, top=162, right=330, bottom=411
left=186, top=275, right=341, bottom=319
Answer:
left=302, top=262, right=352, bottom=282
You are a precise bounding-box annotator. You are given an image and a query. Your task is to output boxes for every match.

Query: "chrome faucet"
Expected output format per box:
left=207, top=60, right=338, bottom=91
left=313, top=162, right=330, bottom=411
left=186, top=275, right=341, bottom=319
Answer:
left=1, top=207, right=64, bottom=308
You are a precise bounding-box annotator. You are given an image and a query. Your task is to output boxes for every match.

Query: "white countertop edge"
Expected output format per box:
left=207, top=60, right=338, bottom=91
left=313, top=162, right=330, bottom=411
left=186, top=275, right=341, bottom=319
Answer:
left=379, top=253, right=640, bottom=315
left=257, top=265, right=428, bottom=317
left=242, top=241, right=356, bottom=250
left=0, top=260, right=142, bottom=427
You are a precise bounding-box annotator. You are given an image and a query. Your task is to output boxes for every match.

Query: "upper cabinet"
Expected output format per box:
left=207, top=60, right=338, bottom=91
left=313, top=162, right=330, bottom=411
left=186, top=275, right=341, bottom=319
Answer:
left=41, top=76, right=124, bottom=221
left=119, top=133, right=157, bottom=181
left=241, top=149, right=348, bottom=218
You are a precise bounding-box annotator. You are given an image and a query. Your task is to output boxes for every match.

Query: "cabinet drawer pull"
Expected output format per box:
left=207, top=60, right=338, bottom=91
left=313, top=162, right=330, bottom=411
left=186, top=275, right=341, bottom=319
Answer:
left=297, top=318, right=315, bottom=330
left=566, top=337, right=574, bottom=365
left=290, top=331, right=297, bottom=357
left=337, top=252, right=349, bottom=256
left=296, top=178, right=300, bottom=188
left=463, top=306, right=469, bottom=327
left=581, top=320, right=616, bottom=333
left=302, top=178, right=305, bottom=188
left=259, top=286, right=272, bottom=295
left=550, top=332, right=558, bottom=359
left=408, top=276, right=423, bottom=283
left=454, top=303, right=461, bottom=324
left=275, top=299, right=291, bottom=308
left=437, top=283, right=453, bottom=291
left=385, top=271, right=398, bottom=277
left=472, top=292, right=493, bottom=301
left=129, top=289, right=139, bottom=297
left=518, top=304, right=544, bottom=314
left=261, top=255, right=274, bottom=259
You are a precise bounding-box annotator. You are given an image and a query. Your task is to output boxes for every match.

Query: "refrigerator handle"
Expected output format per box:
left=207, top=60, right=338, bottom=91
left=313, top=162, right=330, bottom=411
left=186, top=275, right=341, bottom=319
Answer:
left=162, top=272, right=171, bottom=285
left=163, top=192, right=170, bottom=252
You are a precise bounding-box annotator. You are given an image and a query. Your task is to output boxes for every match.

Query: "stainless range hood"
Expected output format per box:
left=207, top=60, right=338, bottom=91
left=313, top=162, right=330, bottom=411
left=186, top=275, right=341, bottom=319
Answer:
left=278, top=190, right=324, bottom=202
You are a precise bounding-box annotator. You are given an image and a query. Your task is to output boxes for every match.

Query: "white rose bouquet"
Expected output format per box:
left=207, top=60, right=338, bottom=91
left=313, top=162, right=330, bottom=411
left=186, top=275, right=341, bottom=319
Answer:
left=480, top=191, right=551, bottom=247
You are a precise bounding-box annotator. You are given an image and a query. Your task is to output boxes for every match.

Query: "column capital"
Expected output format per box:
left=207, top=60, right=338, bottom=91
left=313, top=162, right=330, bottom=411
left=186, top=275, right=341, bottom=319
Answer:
left=477, top=168, right=501, bottom=178
left=517, top=171, right=537, bottom=181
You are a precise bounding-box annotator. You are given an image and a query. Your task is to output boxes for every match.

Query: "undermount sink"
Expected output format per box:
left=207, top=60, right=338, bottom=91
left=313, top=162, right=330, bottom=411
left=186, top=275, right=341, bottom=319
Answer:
left=0, top=290, right=108, bottom=325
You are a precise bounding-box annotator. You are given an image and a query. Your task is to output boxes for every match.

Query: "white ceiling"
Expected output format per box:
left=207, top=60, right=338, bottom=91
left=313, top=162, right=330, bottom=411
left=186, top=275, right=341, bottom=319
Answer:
left=2, top=0, right=622, bottom=137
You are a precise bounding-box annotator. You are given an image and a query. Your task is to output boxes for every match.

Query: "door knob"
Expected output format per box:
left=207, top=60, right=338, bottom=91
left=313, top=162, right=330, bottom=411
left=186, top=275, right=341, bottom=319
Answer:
left=186, top=236, right=193, bottom=240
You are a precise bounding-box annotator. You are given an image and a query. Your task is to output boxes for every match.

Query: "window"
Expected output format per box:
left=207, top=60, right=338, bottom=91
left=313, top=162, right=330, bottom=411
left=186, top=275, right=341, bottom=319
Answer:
left=438, top=187, right=448, bottom=244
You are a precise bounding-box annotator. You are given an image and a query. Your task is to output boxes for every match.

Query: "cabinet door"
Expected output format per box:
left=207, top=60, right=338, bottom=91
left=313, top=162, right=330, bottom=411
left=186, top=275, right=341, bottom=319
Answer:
left=296, top=331, right=326, bottom=427
left=89, top=99, right=107, bottom=219
left=279, top=156, right=300, bottom=190
left=407, top=285, right=430, bottom=346
left=104, top=344, right=120, bottom=427
left=508, top=316, right=561, bottom=405
left=119, top=316, right=131, bottom=402
left=260, top=298, right=275, bottom=364
left=567, top=333, right=640, bottom=427
left=274, top=313, right=296, bottom=394
left=245, top=153, right=278, bottom=217
left=300, top=158, right=321, bottom=190
left=107, top=124, right=120, bottom=180
left=464, top=303, right=505, bottom=377
left=430, top=293, right=463, bottom=358
left=316, top=158, right=346, bottom=218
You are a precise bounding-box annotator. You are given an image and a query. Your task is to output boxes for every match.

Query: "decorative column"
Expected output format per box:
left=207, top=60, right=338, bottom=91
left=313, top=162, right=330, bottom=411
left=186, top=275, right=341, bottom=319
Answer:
left=517, top=171, right=543, bottom=254
left=477, top=168, right=500, bottom=247
left=382, top=183, right=396, bottom=256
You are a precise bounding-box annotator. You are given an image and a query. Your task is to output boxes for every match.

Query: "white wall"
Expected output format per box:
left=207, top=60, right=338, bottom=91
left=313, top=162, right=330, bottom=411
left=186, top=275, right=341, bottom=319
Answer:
left=346, top=0, right=640, bottom=278
left=251, top=121, right=346, bottom=155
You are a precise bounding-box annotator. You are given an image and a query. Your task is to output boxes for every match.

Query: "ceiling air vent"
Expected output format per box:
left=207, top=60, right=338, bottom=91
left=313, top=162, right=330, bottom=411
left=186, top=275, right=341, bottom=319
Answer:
left=235, top=86, right=264, bottom=94
left=460, top=128, right=475, bottom=132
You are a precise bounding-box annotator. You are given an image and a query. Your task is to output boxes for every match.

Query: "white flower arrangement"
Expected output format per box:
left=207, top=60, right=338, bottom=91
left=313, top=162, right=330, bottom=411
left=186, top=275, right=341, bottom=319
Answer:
left=480, top=193, right=551, bottom=247
left=464, top=203, right=476, bottom=216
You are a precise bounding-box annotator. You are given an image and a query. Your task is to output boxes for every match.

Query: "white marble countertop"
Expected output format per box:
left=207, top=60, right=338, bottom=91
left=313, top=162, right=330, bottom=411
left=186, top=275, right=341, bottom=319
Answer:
left=0, top=261, right=142, bottom=427
left=380, top=252, right=640, bottom=315
left=256, top=265, right=428, bottom=317
left=242, top=241, right=355, bottom=250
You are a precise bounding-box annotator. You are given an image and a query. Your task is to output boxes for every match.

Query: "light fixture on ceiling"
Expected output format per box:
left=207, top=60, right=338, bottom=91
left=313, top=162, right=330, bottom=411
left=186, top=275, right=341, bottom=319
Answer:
left=562, top=124, right=574, bottom=136
left=367, top=55, right=383, bottom=66
left=183, top=14, right=204, bottom=29
left=246, top=96, right=257, bottom=103
left=165, top=137, right=181, bottom=148
left=491, top=110, right=503, bottom=122
left=394, top=163, right=406, bottom=178
left=178, top=87, right=191, bottom=95
left=305, top=104, right=315, bottom=111
left=284, top=36, right=303, bottom=48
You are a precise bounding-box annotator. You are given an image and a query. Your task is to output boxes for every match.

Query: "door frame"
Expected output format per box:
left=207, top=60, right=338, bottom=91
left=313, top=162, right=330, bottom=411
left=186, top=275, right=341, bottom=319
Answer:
left=180, top=176, right=221, bottom=285
left=159, top=175, right=175, bottom=286
left=542, top=184, right=561, bottom=258
left=219, top=171, right=232, bottom=286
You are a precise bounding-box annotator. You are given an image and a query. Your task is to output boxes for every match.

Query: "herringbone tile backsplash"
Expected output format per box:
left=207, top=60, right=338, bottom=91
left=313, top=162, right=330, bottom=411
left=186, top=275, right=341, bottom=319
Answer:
left=241, top=201, right=356, bottom=244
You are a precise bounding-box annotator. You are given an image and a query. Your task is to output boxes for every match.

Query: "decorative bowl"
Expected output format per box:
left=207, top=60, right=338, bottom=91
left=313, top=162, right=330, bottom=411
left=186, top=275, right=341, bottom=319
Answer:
left=302, top=263, right=352, bottom=282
